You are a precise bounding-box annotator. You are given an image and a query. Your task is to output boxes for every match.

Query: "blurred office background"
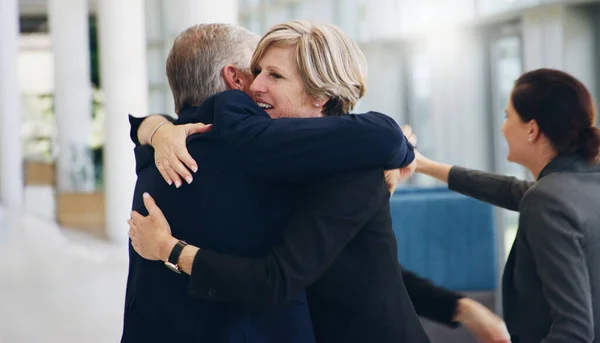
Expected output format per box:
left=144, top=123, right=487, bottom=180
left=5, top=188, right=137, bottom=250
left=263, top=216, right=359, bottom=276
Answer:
left=1, top=0, right=599, bottom=342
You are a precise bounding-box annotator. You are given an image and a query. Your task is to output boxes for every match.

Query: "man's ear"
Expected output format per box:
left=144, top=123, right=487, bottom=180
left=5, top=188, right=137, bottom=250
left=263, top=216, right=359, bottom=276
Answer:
left=223, top=64, right=245, bottom=90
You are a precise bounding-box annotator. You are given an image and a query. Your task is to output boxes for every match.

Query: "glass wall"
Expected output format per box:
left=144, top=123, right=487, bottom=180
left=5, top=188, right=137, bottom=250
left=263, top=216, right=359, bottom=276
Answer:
left=403, top=43, right=435, bottom=187
left=487, top=26, right=527, bottom=258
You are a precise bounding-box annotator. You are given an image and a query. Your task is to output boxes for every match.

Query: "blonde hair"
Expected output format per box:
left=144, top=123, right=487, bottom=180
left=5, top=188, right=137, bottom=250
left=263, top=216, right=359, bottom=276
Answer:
left=167, top=23, right=260, bottom=113
left=250, top=20, right=367, bottom=116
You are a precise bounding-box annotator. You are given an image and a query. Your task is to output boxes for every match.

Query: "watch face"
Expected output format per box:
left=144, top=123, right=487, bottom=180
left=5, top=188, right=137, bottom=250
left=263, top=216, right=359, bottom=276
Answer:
left=164, top=261, right=182, bottom=274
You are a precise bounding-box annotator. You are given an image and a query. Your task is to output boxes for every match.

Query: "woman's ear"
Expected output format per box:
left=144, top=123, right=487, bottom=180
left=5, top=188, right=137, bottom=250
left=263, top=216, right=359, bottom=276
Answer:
left=528, top=119, right=541, bottom=142
left=313, top=97, right=330, bottom=108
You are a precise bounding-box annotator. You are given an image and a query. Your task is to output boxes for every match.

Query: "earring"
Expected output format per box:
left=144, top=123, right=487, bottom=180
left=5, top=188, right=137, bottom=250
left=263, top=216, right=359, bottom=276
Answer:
left=314, top=103, right=320, bottom=107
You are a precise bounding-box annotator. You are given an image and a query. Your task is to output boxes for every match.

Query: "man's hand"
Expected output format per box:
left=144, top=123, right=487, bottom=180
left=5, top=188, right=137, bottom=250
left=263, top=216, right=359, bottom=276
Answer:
left=401, top=124, right=417, bottom=148
left=454, top=298, right=511, bottom=343
left=391, top=124, right=418, bottom=186
left=384, top=160, right=416, bottom=195
left=151, top=122, right=212, bottom=187
left=128, top=193, right=178, bottom=261
left=384, top=169, right=400, bottom=195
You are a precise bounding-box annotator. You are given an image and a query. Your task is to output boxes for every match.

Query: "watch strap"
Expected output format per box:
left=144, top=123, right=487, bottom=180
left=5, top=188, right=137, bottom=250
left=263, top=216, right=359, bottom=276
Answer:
left=165, top=240, right=187, bottom=273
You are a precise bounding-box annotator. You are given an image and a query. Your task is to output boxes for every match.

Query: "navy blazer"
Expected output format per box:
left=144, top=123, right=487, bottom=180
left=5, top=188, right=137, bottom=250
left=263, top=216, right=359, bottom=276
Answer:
left=121, top=90, right=414, bottom=343
left=189, top=169, right=438, bottom=343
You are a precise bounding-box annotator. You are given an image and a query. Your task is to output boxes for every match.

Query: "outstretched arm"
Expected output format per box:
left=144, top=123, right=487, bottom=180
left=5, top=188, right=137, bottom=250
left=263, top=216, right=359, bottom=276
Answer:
left=416, top=152, right=532, bottom=211
left=402, top=269, right=510, bottom=343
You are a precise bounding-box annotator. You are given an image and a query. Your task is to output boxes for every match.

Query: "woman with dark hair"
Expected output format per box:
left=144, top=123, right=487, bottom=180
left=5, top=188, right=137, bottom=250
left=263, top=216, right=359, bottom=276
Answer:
left=415, top=68, right=600, bottom=343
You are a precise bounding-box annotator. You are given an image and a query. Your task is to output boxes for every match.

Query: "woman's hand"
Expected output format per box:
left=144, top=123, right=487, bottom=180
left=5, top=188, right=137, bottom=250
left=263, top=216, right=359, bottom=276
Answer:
left=150, top=121, right=212, bottom=187
left=454, top=298, right=511, bottom=343
left=128, top=193, right=178, bottom=262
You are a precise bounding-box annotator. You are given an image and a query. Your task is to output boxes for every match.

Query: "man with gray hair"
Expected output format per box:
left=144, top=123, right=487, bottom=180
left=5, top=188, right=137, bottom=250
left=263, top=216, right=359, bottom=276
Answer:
left=123, top=22, right=509, bottom=343
left=165, top=24, right=259, bottom=114
left=122, top=22, right=416, bottom=343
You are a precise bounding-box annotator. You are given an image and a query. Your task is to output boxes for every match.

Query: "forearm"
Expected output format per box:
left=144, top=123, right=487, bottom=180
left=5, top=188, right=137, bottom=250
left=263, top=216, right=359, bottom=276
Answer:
left=417, top=153, right=532, bottom=211
left=186, top=207, right=372, bottom=308
left=448, top=166, right=532, bottom=211
left=157, top=236, right=199, bottom=276
left=177, top=245, right=199, bottom=275
left=188, top=250, right=285, bottom=308
left=415, top=156, right=452, bottom=183
left=184, top=170, right=384, bottom=308
left=137, top=115, right=173, bottom=146
left=402, top=268, right=462, bottom=326
left=239, top=114, right=413, bottom=181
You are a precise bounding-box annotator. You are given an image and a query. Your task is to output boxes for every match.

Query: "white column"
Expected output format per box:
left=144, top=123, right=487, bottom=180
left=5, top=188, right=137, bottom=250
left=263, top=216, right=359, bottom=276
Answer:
left=48, top=0, right=95, bottom=193
left=0, top=0, right=24, bottom=209
left=98, top=0, right=149, bottom=243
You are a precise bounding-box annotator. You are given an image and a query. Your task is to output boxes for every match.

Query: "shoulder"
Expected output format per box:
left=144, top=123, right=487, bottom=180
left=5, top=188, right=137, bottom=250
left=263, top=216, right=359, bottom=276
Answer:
left=190, top=90, right=267, bottom=119
left=212, top=90, right=265, bottom=115
left=351, top=110, right=400, bottom=127
left=520, top=176, right=580, bottom=236
left=213, top=89, right=252, bottom=102
left=521, top=173, right=579, bottom=212
left=187, top=90, right=270, bottom=137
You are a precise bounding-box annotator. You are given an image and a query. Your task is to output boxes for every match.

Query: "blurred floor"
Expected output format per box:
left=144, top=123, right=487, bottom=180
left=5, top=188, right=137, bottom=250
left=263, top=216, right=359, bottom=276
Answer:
left=0, top=208, right=128, bottom=343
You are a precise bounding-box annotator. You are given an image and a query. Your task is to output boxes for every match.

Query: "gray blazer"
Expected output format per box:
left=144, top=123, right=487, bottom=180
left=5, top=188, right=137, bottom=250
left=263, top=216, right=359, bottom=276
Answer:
left=448, top=154, right=600, bottom=343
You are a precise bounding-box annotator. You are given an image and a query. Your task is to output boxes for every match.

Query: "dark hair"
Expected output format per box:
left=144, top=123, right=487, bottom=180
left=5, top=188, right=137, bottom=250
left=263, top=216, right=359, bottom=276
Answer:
left=511, top=68, right=600, bottom=162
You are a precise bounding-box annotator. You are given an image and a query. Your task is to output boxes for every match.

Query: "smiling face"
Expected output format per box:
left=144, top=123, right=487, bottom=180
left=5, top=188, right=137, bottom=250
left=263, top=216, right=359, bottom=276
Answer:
left=501, top=95, right=534, bottom=164
left=249, top=46, right=323, bottom=119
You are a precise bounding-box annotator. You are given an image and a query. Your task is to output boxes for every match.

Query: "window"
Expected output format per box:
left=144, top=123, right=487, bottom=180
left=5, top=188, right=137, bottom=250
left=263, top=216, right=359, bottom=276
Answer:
left=488, top=30, right=526, bottom=258
left=404, top=43, right=435, bottom=187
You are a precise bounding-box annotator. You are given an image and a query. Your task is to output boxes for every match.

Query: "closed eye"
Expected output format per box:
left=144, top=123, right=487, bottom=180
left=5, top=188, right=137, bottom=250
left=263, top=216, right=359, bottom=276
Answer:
left=270, top=72, right=283, bottom=79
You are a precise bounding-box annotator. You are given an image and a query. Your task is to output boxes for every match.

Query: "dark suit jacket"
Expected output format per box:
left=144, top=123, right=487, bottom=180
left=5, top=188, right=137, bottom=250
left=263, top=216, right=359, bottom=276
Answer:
left=449, top=154, right=600, bottom=343
left=191, top=169, right=434, bottom=343
left=122, top=90, right=415, bottom=343
left=188, top=170, right=461, bottom=343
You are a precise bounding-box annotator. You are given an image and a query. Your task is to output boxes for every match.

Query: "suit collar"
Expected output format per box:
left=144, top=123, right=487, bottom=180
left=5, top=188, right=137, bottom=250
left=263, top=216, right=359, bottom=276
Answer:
left=538, top=153, right=599, bottom=180
left=177, top=104, right=200, bottom=122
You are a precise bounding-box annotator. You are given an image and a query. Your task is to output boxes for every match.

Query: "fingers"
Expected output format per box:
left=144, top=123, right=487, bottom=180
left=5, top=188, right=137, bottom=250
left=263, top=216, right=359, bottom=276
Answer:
left=400, top=124, right=417, bottom=147
left=170, top=123, right=206, bottom=180
left=130, top=210, right=145, bottom=222
left=155, top=161, right=174, bottom=186
left=400, top=124, right=413, bottom=136
left=168, top=154, right=193, bottom=185
left=175, top=148, right=198, bottom=175
left=186, top=122, right=212, bottom=135
left=409, top=135, right=417, bottom=148
left=142, top=193, right=162, bottom=216
left=155, top=123, right=201, bottom=186
left=158, top=157, right=183, bottom=187
left=384, top=169, right=400, bottom=196
left=127, top=218, right=138, bottom=245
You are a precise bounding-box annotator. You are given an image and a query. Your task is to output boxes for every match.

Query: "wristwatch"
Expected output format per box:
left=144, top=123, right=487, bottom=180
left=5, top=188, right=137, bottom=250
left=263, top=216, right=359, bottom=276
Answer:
left=164, top=240, right=188, bottom=274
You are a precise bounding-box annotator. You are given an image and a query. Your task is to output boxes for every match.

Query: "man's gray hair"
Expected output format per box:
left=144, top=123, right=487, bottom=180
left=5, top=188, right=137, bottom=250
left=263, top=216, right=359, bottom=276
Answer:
left=166, top=23, right=260, bottom=114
